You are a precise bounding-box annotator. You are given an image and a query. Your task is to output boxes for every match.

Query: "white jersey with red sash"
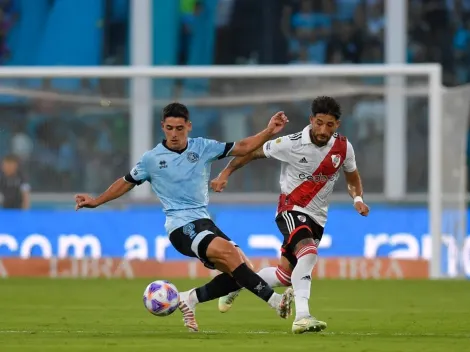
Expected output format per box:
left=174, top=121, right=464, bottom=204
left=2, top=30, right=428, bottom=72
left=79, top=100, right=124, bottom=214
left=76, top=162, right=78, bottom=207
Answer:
left=262, top=125, right=357, bottom=227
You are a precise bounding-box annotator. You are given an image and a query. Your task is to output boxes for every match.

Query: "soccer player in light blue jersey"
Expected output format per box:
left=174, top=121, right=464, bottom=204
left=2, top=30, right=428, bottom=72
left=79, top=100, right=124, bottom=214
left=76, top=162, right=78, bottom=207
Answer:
left=75, top=102, right=294, bottom=332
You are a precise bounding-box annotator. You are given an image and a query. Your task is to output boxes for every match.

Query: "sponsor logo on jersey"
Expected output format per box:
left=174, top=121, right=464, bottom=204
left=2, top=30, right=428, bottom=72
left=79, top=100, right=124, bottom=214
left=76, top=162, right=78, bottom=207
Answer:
left=298, top=172, right=339, bottom=183
left=299, top=157, right=308, bottom=164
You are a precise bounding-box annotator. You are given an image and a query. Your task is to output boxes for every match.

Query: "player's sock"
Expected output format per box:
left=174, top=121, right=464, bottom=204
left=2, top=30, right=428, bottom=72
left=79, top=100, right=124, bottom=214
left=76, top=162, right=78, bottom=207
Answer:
left=291, top=248, right=318, bottom=321
left=224, top=265, right=291, bottom=298
left=231, top=263, right=278, bottom=306
left=193, top=273, right=241, bottom=304
left=261, top=265, right=292, bottom=287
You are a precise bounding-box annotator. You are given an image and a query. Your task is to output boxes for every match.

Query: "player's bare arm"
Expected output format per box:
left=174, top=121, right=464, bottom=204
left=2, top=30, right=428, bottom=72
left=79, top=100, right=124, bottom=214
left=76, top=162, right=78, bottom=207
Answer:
left=211, top=147, right=267, bottom=192
left=228, top=111, right=288, bottom=157
left=75, top=177, right=134, bottom=210
left=344, top=169, right=369, bottom=216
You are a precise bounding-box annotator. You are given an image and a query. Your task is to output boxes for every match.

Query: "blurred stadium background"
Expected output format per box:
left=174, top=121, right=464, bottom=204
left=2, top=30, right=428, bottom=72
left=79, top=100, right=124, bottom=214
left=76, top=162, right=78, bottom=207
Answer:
left=0, top=0, right=469, bottom=280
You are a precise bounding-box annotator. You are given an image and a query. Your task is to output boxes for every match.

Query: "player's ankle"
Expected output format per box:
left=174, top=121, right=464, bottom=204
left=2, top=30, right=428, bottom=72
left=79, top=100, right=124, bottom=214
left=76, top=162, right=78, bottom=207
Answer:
left=267, top=292, right=281, bottom=308
left=294, top=312, right=311, bottom=321
left=181, top=289, right=198, bottom=309
left=188, top=289, right=199, bottom=308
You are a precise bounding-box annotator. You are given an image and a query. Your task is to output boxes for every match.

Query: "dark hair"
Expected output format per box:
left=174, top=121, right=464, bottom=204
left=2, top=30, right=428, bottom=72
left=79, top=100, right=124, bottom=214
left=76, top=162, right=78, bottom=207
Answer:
left=311, top=96, right=341, bottom=120
left=162, top=102, right=189, bottom=121
left=2, top=154, right=19, bottom=163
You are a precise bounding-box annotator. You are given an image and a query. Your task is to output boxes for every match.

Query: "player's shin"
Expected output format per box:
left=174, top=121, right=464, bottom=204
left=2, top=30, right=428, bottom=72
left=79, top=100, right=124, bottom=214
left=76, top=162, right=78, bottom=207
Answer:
left=263, top=265, right=292, bottom=287
left=291, top=246, right=318, bottom=321
left=219, top=265, right=291, bottom=312
left=230, top=263, right=286, bottom=309
left=189, top=273, right=241, bottom=306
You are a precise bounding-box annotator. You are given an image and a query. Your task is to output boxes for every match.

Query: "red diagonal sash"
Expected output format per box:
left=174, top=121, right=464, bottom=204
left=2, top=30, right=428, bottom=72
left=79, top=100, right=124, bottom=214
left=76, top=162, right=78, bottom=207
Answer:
left=277, top=135, right=348, bottom=213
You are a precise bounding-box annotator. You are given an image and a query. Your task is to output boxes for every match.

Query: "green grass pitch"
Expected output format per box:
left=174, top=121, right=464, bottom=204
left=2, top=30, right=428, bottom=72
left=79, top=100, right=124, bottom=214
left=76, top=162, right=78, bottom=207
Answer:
left=0, top=278, right=469, bottom=351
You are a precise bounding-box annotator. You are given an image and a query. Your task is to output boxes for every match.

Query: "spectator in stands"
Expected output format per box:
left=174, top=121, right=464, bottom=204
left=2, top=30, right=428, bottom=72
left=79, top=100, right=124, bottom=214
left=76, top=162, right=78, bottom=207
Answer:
left=365, top=0, right=384, bottom=41
left=179, top=0, right=203, bottom=65
left=453, top=16, right=470, bottom=84
left=327, top=21, right=363, bottom=63
left=0, top=8, right=10, bottom=63
left=0, top=155, right=30, bottom=209
left=10, top=122, right=33, bottom=164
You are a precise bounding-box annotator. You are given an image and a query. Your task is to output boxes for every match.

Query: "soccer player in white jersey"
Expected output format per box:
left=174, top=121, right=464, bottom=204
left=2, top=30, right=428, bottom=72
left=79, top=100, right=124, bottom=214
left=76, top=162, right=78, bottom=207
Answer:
left=74, top=102, right=294, bottom=332
left=211, top=96, right=369, bottom=334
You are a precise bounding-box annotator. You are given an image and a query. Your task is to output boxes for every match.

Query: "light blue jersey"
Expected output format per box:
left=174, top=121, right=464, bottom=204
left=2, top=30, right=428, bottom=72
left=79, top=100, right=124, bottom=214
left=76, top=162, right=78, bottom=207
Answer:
left=126, top=138, right=235, bottom=234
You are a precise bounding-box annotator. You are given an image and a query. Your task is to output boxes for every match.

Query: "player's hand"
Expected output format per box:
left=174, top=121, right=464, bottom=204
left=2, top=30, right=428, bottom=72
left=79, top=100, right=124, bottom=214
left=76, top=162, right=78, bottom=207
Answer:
left=210, top=175, right=228, bottom=192
left=354, top=201, right=369, bottom=216
left=266, top=111, right=289, bottom=135
left=75, top=194, right=99, bottom=210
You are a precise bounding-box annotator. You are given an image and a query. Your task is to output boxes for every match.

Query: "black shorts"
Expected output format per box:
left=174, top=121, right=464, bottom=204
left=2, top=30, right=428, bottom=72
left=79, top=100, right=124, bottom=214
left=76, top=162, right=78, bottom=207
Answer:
left=275, top=210, right=324, bottom=267
left=169, top=218, right=237, bottom=270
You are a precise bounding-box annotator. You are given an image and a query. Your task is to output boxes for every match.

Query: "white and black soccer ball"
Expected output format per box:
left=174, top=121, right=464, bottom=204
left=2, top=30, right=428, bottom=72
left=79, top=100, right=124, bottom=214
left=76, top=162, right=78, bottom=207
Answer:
left=143, top=280, right=180, bottom=317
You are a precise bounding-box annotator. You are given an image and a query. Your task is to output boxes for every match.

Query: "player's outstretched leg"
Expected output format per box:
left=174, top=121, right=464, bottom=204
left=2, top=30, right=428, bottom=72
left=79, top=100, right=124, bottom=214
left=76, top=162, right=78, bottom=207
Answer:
left=184, top=237, right=293, bottom=319
left=290, top=239, right=327, bottom=334
left=208, top=238, right=293, bottom=318
left=218, top=264, right=292, bottom=313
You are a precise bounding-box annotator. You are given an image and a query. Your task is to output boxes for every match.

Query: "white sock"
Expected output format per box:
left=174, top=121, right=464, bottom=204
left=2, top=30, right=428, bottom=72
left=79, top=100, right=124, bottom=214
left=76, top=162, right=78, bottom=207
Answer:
left=183, top=289, right=199, bottom=309
left=291, top=252, right=318, bottom=321
left=267, top=292, right=281, bottom=308
left=259, top=266, right=291, bottom=287
left=226, top=266, right=291, bottom=298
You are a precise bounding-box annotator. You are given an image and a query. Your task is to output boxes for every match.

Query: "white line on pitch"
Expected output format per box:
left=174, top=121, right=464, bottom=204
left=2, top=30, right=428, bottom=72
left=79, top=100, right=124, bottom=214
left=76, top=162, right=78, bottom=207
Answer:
left=0, top=330, right=469, bottom=338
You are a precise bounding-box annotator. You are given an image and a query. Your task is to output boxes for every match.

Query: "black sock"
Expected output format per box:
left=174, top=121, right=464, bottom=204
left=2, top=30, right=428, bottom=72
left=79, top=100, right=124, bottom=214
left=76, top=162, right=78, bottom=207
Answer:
left=231, top=263, right=274, bottom=302
left=195, top=273, right=241, bottom=303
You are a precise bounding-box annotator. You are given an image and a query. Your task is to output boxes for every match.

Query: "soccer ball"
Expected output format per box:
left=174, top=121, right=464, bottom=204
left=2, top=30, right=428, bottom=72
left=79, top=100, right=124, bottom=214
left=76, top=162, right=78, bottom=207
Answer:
left=143, top=280, right=180, bottom=317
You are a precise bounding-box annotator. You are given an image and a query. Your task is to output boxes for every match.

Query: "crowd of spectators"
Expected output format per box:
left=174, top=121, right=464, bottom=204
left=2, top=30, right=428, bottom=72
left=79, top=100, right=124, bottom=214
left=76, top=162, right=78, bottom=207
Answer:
left=0, top=0, right=468, bottom=195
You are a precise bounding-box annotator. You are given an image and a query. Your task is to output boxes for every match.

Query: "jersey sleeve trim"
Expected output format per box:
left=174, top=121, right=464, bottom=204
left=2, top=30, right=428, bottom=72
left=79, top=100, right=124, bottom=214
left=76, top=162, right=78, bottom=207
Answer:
left=124, top=174, right=143, bottom=185
left=20, top=183, right=31, bottom=192
left=218, top=142, right=235, bottom=159
left=262, top=140, right=273, bottom=158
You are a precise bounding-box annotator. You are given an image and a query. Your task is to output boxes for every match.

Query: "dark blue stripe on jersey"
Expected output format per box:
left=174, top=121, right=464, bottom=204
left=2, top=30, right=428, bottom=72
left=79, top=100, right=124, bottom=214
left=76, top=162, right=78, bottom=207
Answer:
left=289, top=132, right=302, bottom=139
left=124, top=173, right=143, bottom=185
left=218, top=142, right=235, bottom=159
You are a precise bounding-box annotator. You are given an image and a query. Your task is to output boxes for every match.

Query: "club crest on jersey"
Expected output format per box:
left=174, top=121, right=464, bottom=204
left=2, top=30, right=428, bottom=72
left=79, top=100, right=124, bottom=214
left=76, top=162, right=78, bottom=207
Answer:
left=331, top=154, right=341, bottom=168
left=297, top=214, right=306, bottom=223
left=187, top=152, right=199, bottom=163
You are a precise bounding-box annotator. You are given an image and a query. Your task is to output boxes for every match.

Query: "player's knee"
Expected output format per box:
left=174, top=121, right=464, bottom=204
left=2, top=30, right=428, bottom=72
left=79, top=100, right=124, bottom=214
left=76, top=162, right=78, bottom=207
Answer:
left=206, top=237, right=242, bottom=271
left=237, top=247, right=254, bottom=270
left=293, top=238, right=318, bottom=259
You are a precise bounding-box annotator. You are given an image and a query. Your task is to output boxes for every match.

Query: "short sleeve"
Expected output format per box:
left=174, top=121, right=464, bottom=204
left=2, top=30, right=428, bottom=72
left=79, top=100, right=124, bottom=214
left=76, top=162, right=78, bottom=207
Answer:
left=125, top=152, right=150, bottom=185
left=19, top=173, right=31, bottom=192
left=202, top=138, right=235, bottom=161
left=343, top=141, right=357, bottom=172
left=262, top=135, right=292, bottom=162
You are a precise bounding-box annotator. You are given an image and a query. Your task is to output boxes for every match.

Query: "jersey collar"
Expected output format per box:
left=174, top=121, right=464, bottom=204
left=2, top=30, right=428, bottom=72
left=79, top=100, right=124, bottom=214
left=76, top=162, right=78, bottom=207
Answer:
left=301, top=125, right=312, bottom=145
left=162, top=140, right=188, bottom=154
